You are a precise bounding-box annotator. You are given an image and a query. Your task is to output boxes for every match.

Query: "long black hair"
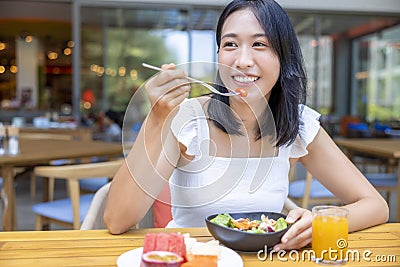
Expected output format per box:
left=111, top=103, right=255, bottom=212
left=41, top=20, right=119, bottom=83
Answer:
left=208, top=0, right=307, bottom=147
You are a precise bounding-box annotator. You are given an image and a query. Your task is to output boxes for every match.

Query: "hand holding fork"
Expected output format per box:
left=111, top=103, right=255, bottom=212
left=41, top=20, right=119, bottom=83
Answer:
left=142, top=63, right=240, bottom=97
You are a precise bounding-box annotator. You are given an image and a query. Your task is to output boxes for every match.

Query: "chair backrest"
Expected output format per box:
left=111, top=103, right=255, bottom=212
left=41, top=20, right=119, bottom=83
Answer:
left=288, top=163, right=338, bottom=209
left=34, top=158, right=124, bottom=229
left=153, top=183, right=173, bottom=228
left=81, top=182, right=111, bottom=230
left=81, top=180, right=144, bottom=230
left=34, top=159, right=124, bottom=180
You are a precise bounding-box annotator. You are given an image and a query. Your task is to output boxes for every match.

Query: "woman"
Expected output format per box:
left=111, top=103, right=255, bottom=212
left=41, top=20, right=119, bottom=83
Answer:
left=104, top=0, right=388, bottom=251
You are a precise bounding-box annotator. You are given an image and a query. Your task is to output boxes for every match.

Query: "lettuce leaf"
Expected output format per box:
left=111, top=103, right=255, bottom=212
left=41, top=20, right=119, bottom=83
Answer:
left=274, top=217, right=288, bottom=232
left=210, top=213, right=235, bottom=228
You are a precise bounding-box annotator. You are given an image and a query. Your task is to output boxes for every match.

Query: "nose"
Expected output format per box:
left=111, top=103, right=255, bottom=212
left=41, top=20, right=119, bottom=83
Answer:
left=235, top=47, right=254, bottom=69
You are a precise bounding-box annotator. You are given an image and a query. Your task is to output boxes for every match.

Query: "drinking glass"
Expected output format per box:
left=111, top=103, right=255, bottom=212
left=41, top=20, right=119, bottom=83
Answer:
left=312, top=205, right=349, bottom=265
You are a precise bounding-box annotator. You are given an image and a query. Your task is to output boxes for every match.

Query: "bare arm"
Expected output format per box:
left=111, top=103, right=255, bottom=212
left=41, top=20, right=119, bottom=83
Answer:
left=275, top=127, right=389, bottom=250
left=301, top=128, right=389, bottom=230
left=104, top=64, right=190, bottom=234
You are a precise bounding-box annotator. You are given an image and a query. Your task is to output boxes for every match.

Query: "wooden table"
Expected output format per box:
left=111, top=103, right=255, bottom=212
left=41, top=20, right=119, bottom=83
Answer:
left=0, top=139, right=122, bottom=231
left=0, top=224, right=399, bottom=266
left=335, top=138, right=400, bottom=221
left=20, top=127, right=93, bottom=141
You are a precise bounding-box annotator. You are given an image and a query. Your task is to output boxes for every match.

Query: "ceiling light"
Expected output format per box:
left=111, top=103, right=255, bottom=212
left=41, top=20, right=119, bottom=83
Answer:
left=64, top=47, right=72, bottom=55
left=47, top=51, right=58, bottom=60
left=10, top=65, right=18, bottom=74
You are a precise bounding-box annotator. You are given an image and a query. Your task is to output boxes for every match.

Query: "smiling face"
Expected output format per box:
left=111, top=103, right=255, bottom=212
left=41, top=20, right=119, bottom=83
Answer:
left=217, top=8, right=280, bottom=101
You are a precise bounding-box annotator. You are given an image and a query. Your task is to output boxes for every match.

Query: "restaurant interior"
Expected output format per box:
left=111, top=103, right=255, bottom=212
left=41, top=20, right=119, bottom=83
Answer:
left=0, top=1, right=399, bottom=266
left=0, top=0, right=399, bottom=232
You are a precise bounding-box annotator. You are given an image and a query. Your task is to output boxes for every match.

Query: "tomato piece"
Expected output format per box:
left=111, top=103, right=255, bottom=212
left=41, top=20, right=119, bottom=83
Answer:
left=235, top=88, right=248, bottom=97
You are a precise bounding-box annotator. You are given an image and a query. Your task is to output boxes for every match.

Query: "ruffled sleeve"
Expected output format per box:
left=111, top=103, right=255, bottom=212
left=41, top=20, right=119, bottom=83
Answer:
left=170, top=98, right=203, bottom=156
left=289, top=105, right=321, bottom=158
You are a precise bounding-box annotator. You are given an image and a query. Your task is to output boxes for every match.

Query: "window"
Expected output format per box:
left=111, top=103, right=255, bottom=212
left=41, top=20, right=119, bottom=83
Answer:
left=353, top=25, right=400, bottom=122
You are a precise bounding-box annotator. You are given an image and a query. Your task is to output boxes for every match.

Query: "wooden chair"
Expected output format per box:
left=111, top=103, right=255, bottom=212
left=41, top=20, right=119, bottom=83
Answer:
left=20, top=133, right=76, bottom=200
left=81, top=181, right=153, bottom=230
left=31, top=159, right=123, bottom=230
left=288, top=163, right=339, bottom=209
left=365, top=172, right=397, bottom=205
left=80, top=182, right=112, bottom=230
left=0, top=177, right=3, bottom=214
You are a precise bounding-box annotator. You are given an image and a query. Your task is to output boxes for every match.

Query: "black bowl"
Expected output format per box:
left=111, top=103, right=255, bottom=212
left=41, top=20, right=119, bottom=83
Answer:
left=205, top=211, right=291, bottom=252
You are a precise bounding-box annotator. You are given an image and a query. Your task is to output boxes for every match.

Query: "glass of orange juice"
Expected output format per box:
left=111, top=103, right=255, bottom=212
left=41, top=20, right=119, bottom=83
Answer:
left=312, top=205, right=349, bottom=265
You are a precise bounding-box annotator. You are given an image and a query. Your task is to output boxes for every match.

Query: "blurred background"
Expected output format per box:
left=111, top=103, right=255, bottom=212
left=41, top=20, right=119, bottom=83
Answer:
left=0, top=0, right=399, bottom=136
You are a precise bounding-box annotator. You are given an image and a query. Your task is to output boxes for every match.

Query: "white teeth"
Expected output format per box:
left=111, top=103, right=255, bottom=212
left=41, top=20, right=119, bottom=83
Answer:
left=233, top=76, right=259, bottom=83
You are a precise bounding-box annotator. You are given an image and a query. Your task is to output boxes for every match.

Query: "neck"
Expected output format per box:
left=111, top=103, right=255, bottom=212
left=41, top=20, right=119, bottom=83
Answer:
left=230, top=98, right=268, bottom=130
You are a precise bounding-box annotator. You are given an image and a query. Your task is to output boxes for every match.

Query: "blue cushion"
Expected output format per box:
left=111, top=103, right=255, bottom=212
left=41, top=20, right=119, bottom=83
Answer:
left=79, top=178, right=109, bottom=192
left=32, top=194, right=94, bottom=223
left=289, top=179, right=335, bottom=198
left=365, top=173, right=397, bottom=187
left=374, top=123, right=390, bottom=131
left=0, top=177, right=2, bottom=189
left=347, top=123, right=369, bottom=131
left=51, top=159, right=73, bottom=166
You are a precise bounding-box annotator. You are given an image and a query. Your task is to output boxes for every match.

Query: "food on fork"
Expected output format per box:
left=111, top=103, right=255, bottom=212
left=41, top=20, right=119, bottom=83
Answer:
left=235, top=88, right=248, bottom=97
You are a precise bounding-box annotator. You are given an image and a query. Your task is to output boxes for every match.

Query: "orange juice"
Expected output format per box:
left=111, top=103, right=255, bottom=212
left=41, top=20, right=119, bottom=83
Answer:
left=312, top=206, right=348, bottom=264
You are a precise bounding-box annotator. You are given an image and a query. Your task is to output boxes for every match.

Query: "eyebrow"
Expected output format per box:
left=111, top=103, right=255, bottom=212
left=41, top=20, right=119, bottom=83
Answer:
left=221, top=33, right=267, bottom=39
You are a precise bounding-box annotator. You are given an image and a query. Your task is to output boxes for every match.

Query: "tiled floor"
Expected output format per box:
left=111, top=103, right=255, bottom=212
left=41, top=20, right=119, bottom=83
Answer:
left=0, top=169, right=398, bottom=231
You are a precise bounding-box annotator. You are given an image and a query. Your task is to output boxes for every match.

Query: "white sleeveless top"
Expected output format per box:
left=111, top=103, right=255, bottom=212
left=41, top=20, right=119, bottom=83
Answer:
left=166, top=98, right=320, bottom=228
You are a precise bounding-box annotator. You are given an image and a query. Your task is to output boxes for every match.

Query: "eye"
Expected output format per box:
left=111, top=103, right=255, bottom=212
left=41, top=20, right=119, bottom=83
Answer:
left=253, top=41, right=268, bottom=47
left=222, top=41, right=237, bottom=48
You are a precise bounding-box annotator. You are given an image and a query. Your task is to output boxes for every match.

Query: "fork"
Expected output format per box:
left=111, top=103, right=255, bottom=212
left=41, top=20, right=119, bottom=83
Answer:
left=142, top=63, right=239, bottom=96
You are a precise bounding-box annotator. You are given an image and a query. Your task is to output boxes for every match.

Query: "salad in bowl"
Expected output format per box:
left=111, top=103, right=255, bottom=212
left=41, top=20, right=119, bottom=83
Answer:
left=205, top=211, right=291, bottom=252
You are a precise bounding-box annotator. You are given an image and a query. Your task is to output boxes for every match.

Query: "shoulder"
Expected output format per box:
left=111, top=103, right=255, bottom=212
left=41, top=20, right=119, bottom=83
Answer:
left=288, top=105, right=321, bottom=158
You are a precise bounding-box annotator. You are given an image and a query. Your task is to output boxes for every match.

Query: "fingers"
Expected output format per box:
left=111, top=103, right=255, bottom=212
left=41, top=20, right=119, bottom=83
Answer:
left=276, top=226, right=312, bottom=251
left=273, top=208, right=312, bottom=251
left=155, top=85, right=190, bottom=111
left=152, top=66, right=188, bottom=89
left=145, top=64, right=191, bottom=114
left=161, top=63, right=176, bottom=70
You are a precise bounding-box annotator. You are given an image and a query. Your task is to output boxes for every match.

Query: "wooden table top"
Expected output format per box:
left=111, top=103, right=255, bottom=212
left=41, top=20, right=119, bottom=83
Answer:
left=1, top=224, right=399, bottom=267
left=0, top=139, right=122, bottom=166
left=335, top=138, right=400, bottom=158
left=20, top=127, right=93, bottom=141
